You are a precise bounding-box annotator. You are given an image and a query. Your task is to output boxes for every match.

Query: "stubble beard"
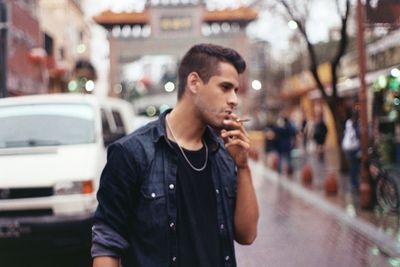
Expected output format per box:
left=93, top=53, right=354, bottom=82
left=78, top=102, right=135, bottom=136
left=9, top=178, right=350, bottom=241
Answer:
left=199, top=108, right=226, bottom=131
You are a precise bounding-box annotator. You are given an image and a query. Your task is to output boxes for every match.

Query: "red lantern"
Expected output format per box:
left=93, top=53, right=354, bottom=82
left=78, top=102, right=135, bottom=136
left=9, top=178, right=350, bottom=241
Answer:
left=49, top=64, right=68, bottom=78
left=28, top=48, right=47, bottom=65
left=324, top=173, right=338, bottom=195
left=301, top=164, right=313, bottom=186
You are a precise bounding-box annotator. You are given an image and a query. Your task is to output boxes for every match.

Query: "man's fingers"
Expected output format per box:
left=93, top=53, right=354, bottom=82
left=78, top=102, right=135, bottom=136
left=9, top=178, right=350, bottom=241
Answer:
left=221, top=129, right=249, bottom=141
left=225, top=139, right=250, bottom=150
left=221, top=129, right=230, bottom=143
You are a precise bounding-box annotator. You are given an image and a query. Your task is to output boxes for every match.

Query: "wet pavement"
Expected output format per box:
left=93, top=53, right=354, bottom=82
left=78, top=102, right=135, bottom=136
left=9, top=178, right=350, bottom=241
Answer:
left=236, top=160, right=398, bottom=267
left=289, top=147, right=400, bottom=251
left=236, top=148, right=400, bottom=267
left=3, top=145, right=399, bottom=266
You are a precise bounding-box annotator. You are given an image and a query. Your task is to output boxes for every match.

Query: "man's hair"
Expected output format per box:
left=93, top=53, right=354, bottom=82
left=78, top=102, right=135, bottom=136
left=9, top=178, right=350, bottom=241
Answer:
left=177, top=43, right=246, bottom=100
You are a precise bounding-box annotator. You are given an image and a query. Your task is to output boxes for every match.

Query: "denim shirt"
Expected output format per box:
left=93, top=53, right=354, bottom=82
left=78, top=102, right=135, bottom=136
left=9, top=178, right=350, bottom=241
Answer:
left=92, top=110, right=238, bottom=267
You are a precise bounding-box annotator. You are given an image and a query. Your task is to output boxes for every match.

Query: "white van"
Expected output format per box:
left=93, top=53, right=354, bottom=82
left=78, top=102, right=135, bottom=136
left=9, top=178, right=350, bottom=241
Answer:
left=0, top=93, right=134, bottom=252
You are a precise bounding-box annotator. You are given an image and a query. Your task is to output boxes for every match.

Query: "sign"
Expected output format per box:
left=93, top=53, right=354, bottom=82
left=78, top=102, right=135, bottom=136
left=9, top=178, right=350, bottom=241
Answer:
left=160, top=16, right=192, bottom=32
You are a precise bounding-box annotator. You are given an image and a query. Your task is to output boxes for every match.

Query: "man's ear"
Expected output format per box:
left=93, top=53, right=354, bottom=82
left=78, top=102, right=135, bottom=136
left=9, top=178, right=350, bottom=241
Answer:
left=187, top=72, right=202, bottom=94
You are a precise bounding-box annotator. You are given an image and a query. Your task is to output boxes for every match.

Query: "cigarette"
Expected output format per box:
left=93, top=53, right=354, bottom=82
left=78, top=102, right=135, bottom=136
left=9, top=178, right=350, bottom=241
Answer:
left=235, top=118, right=251, bottom=123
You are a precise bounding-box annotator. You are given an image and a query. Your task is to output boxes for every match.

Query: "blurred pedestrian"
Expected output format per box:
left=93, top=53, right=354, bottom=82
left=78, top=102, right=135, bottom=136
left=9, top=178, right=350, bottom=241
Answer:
left=273, top=116, right=297, bottom=175
left=91, top=43, right=259, bottom=267
left=313, top=113, right=328, bottom=162
left=342, top=111, right=361, bottom=193
left=264, top=120, right=277, bottom=154
left=300, top=118, right=313, bottom=153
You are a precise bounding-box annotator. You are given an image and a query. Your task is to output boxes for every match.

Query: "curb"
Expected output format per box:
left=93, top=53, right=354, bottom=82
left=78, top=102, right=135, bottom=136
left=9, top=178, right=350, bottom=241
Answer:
left=251, top=161, right=400, bottom=258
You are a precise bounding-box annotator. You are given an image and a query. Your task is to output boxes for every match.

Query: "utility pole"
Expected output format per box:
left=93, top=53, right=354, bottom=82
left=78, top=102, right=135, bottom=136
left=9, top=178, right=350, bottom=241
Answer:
left=356, top=0, right=372, bottom=209
left=0, top=0, right=8, bottom=98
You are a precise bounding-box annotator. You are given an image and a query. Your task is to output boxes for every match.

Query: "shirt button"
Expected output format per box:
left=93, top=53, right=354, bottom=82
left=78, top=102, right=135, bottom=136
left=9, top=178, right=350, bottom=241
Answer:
left=172, top=256, right=177, bottom=262
left=220, top=224, right=224, bottom=230
left=216, top=189, right=219, bottom=194
left=151, top=193, right=156, bottom=198
left=225, top=256, right=230, bottom=261
left=169, top=184, right=175, bottom=190
left=170, top=222, right=175, bottom=228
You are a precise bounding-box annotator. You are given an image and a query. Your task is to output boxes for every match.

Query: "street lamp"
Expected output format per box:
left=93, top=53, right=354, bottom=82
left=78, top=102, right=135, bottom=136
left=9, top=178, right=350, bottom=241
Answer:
left=391, top=68, right=400, bottom=78
left=251, top=79, right=262, bottom=90
left=0, top=0, right=8, bottom=98
left=288, top=20, right=298, bottom=30
left=164, top=81, right=175, bottom=92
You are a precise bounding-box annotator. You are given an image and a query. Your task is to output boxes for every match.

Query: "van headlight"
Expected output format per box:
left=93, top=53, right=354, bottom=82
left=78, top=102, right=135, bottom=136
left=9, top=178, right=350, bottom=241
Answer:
left=54, top=180, right=94, bottom=195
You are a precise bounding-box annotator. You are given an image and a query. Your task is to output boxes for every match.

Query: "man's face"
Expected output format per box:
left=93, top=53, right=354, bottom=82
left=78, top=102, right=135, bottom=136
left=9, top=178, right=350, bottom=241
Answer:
left=194, top=62, right=240, bottom=130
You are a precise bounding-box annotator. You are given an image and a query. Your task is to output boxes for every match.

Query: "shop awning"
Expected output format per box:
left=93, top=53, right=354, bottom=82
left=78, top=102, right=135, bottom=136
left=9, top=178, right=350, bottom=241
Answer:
left=337, top=65, right=399, bottom=97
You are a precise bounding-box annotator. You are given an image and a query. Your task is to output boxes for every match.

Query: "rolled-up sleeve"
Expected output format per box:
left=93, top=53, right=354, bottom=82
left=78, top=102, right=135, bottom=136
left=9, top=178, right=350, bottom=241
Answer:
left=91, top=142, right=138, bottom=258
left=91, top=222, right=127, bottom=257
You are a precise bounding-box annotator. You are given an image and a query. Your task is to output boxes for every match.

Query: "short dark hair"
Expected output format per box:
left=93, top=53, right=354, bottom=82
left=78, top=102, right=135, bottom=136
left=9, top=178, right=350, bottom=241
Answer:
left=177, top=43, right=246, bottom=100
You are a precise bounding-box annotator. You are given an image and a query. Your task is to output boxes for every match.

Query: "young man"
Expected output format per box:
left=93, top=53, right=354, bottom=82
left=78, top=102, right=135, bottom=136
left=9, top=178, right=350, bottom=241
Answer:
left=92, top=43, right=259, bottom=267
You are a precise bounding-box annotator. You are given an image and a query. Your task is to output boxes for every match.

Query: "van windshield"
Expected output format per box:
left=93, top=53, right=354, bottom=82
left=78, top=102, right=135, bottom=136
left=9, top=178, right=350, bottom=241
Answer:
left=0, top=103, right=96, bottom=148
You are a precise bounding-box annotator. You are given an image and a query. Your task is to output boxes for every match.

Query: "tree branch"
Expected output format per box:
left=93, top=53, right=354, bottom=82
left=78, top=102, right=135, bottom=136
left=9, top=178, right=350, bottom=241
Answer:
left=280, top=0, right=327, bottom=99
left=331, top=0, right=350, bottom=98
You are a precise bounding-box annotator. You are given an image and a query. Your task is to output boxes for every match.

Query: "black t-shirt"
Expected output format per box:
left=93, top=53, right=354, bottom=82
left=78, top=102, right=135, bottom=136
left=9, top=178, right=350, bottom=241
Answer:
left=171, top=142, right=222, bottom=267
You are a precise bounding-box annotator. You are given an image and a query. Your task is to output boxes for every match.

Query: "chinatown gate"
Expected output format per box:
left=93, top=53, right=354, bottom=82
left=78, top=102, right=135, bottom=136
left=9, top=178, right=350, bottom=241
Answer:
left=93, top=0, right=257, bottom=111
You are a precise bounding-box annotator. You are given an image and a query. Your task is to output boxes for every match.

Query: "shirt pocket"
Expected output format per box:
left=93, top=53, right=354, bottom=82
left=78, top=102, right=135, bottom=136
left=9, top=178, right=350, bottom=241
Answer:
left=135, top=183, right=166, bottom=231
left=140, top=183, right=165, bottom=200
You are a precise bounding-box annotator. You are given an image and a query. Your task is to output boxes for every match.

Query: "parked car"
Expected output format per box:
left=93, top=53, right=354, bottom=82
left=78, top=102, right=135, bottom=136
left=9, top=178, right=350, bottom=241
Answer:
left=0, top=93, right=134, bottom=254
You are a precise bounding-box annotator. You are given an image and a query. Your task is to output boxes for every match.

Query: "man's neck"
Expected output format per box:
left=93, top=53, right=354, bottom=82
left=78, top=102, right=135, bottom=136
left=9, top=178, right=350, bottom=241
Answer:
left=166, top=104, right=205, bottom=150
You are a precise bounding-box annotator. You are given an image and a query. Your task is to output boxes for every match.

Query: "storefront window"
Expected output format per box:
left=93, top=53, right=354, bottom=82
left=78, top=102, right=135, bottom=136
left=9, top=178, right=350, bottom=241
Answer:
left=372, top=69, right=400, bottom=166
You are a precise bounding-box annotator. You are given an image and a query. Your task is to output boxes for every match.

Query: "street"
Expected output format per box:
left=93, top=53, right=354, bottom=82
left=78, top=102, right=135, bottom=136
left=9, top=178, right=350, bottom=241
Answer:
left=1, top=162, right=400, bottom=267
left=1, top=159, right=397, bottom=267
left=236, top=161, right=394, bottom=267
left=2, top=249, right=91, bottom=267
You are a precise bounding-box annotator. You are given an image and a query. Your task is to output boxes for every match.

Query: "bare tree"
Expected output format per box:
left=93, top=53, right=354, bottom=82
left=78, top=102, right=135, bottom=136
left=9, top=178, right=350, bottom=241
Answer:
left=257, top=0, right=352, bottom=164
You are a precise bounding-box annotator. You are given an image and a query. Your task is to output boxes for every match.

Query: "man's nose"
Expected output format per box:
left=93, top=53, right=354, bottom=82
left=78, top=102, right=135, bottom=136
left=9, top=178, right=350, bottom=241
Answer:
left=227, top=90, right=238, bottom=108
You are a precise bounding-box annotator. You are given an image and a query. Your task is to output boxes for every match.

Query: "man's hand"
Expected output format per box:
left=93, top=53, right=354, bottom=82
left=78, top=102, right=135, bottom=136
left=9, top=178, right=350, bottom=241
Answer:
left=220, top=114, right=250, bottom=169
left=221, top=115, right=259, bottom=245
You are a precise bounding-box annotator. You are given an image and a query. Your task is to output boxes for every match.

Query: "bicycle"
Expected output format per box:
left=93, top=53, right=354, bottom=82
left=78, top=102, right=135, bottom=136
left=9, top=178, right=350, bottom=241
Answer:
left=369, top=147, right=400, bottom=213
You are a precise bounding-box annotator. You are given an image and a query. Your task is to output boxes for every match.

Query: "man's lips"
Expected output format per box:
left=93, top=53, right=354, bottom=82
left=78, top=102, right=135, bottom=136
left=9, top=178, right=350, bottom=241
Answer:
left=222, top=111, right=232, bottom=120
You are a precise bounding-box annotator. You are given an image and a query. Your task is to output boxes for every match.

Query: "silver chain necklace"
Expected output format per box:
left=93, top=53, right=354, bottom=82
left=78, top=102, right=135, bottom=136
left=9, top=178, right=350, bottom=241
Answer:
left=166, top=115, right=208, bottom=172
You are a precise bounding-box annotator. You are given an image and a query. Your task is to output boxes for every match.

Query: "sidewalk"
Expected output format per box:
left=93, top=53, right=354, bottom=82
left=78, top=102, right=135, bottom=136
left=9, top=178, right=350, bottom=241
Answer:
left=260, top=147, right=400, bottom=257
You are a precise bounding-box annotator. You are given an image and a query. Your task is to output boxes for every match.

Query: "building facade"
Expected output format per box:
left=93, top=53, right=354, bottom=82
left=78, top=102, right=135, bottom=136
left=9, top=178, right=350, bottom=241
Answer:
left=38, top=0, right=91, bottom=93
left=0, top=0, right=91, bottom=96
left=280, top=26, right=400, bottom=154
left=338, top=28, right=400, bottom=166
left=4, top=0, right=47, bottom=96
